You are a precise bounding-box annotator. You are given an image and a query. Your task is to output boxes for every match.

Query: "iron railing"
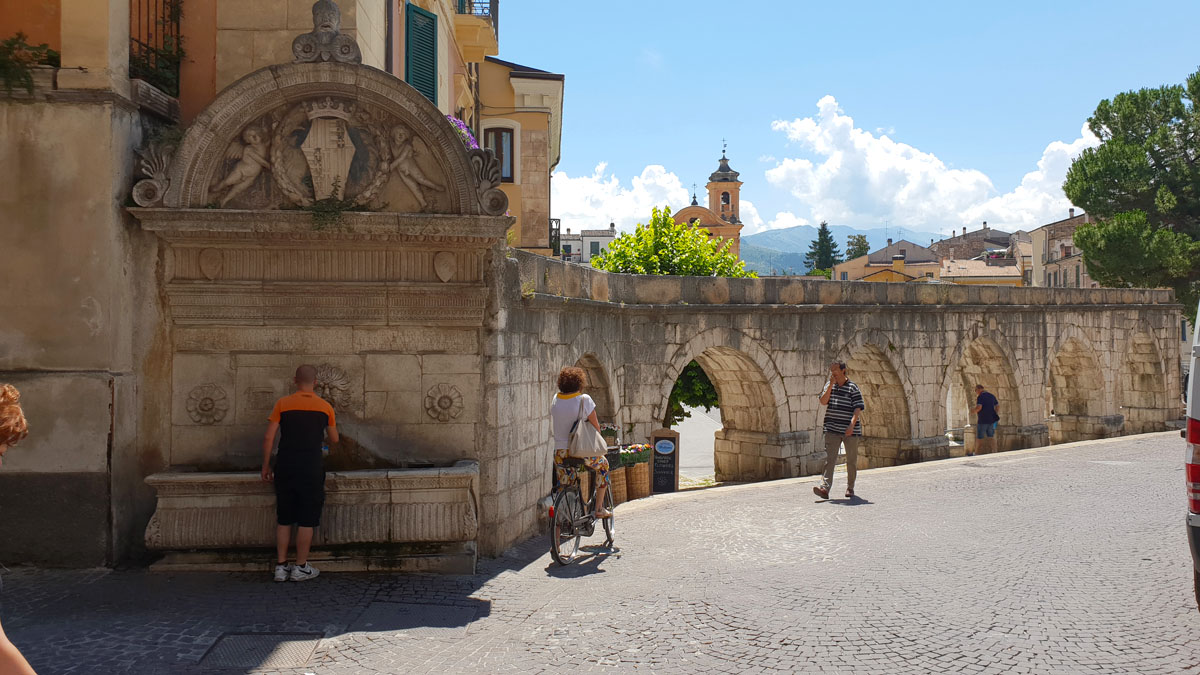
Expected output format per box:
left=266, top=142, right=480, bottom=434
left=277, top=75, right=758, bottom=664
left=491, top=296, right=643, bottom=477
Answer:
left=549, top=218, right=561, bottom=256
left=457, top=0, right=499, bottom=37
left=129, top=0, right=183, bottom=97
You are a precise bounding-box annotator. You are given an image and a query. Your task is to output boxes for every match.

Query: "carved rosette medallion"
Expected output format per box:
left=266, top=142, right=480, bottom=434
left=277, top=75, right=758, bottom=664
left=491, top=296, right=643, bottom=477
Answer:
left=425, top=383, right=464, bottom=422
left=315, top=363, right=352, bottom=410
left=186, top=384, right=229, bottom=424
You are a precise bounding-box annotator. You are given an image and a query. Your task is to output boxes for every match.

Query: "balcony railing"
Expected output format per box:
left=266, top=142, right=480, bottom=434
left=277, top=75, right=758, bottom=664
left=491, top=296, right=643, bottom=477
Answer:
left=129, top=0, right=183, bottom=97
left=549, top=218, right=561, bottom=256
left=457, top=0, right=499, bottom=36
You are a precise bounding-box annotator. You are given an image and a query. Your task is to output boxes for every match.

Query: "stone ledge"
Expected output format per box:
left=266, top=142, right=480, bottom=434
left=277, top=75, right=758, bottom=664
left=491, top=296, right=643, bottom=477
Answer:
left=131, top=208, right=512, bottom=241
left=150, top=542, right=477, bottom=574
left=144, top=461, right=480, bottom=572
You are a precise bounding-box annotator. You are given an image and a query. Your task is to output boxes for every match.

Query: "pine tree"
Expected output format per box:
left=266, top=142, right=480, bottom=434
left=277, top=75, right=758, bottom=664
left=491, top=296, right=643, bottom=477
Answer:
left=845, top=234, right=870, bottom=260
left=803, top=221, right=843, bottom=272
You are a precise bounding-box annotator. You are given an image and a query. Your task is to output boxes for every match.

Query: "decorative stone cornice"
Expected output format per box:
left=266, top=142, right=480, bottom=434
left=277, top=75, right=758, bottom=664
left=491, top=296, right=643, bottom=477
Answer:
left=129, top=208, right=511, bottom=242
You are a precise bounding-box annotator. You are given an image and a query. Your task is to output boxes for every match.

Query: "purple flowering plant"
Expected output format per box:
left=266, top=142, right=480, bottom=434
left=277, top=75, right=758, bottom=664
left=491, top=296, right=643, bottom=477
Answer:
left=446, top=115, right=479, bottom=149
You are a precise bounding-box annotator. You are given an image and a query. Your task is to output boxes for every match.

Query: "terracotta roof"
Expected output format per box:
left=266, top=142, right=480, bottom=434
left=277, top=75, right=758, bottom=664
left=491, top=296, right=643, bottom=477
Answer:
left=940, top=258, right=1021, bottom=279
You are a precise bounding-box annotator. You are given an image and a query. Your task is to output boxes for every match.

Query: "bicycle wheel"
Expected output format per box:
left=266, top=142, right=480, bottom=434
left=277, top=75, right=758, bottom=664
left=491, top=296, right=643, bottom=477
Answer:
left=601, top=477, right=615, bottom=547
left=550, top=489, right=582, bottom=565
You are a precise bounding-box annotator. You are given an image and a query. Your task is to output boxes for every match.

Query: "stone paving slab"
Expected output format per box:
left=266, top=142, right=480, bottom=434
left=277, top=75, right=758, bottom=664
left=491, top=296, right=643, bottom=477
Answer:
left=4, top=432, right=1200, bottom=673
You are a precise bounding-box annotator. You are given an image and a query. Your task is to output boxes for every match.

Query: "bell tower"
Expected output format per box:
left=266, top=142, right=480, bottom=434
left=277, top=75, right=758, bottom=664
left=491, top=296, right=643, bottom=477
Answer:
left=706, top=146, right=742, bottom=224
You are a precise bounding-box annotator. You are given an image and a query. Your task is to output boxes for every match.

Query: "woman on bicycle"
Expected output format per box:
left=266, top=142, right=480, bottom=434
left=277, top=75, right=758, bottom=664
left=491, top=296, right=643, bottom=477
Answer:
left=550, top=367, right=611, bottom=519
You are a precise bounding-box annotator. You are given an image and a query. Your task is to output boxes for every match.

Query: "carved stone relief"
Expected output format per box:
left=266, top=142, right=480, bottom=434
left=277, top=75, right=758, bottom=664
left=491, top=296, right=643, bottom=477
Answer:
left=292, top=0, right=362, bottom=65
left=425, top=383, right=464, bottom=422
left=315, top=363, right=352, bottom=410
left=211, top=123, right=274, bottom=208
left=434, top=251, right=457, bottom=283
left=186, top=384, right=229, bottom=424
left=131, top=141, right=174, bottom=207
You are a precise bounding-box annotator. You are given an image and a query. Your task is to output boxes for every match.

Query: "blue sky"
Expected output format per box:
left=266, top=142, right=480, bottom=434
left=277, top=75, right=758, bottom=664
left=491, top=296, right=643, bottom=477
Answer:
left=497, top=1, right=1200, bottom=237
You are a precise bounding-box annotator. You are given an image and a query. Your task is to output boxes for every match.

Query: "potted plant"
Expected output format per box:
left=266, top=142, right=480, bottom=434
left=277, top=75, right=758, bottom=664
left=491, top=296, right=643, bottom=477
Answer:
left=600, top=422, right=620, bottom=446
left=621, top=444, right=652, bottom=500
left=1, top=32, right=59, bottom=97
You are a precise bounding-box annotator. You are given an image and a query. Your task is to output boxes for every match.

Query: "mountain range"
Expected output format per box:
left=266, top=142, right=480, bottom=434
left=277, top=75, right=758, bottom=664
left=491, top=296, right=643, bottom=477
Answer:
left=740, top=223, right=948, bottom=275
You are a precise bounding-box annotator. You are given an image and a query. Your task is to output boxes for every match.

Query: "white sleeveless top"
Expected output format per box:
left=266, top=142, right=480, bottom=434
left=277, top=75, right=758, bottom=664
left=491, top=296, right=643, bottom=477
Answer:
left=550, top=393, right=596, bottom=450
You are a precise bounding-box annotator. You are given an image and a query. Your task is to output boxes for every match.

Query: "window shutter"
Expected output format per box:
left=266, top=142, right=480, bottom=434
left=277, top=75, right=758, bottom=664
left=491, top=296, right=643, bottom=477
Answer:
left=405, top=5, right=438, bottom=105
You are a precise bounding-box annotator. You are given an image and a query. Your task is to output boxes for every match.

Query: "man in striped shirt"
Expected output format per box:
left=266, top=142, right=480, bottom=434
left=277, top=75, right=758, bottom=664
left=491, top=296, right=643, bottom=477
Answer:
left=814, top=361, right=865, bottom=500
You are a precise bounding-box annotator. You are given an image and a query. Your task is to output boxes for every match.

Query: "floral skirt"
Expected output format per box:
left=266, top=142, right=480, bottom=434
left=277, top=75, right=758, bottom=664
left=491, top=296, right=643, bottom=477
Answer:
left=554, top=448, right=610, bottom=485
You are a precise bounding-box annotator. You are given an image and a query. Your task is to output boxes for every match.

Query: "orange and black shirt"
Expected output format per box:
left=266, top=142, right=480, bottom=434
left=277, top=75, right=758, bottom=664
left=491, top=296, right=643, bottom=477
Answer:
left=269, top=392, right=336, bottom=460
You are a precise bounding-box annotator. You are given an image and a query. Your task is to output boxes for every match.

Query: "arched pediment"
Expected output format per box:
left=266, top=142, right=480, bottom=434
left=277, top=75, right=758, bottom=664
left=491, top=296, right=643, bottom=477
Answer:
left=156, top=62, right=506, bottom=217
left=674, top=205, right=723, bottom=227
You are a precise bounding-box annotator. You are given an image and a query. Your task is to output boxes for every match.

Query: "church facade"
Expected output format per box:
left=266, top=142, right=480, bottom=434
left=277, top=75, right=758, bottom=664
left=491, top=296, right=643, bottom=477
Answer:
left=673, top=151, right=745, bottom=258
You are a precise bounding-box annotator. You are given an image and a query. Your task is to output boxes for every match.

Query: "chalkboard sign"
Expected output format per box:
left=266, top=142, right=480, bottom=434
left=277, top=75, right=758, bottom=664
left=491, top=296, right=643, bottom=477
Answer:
left=649, top=428, right=680, bottom=493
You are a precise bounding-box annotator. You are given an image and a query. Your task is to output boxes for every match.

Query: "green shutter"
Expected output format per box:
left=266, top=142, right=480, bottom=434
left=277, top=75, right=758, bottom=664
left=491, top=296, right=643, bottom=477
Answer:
left=405, top=5, right=438, bottom=105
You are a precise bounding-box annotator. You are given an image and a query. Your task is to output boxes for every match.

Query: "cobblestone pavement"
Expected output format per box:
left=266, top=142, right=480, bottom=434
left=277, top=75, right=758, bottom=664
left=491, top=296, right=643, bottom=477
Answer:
left=5, top=432, right=1200, bottom=674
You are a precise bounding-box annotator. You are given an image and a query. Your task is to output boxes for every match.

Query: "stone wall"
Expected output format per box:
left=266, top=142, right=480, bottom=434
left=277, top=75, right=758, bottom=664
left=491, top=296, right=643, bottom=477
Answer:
left=476, top=251, right=1183, bottom=552
left=0, top=97, right=166, bottom=566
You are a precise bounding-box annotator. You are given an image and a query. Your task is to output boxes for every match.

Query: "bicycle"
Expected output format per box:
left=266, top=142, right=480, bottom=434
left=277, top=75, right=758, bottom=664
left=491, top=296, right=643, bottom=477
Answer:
left=549, top=457, right=615, bottom=565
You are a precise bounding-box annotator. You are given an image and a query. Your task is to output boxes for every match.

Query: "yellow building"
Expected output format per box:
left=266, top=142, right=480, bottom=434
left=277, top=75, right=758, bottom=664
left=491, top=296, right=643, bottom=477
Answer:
left=673, top=151, right=745, bottom=258
left=832, top=239, right=941, bottom=281
left=479, top=56, right=563, bottom=254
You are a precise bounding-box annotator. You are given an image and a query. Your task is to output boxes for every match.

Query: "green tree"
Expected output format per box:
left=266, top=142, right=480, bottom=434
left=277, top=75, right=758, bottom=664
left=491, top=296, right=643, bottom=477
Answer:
left=662, top=360, right=718, bottom=427
left=591, top=207, right=754, bottom=426
left=803, top=221, right=842, bottom=272
left=1064, top=68, right=1200, bottom=317
left=845, top=234, right=870, bottom=260
left=590, top=206, right=756, bottom=278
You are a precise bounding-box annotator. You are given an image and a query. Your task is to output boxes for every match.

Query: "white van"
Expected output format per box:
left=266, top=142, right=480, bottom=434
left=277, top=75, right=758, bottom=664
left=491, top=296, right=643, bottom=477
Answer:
left=1183, top=301, right=1200, bottom=609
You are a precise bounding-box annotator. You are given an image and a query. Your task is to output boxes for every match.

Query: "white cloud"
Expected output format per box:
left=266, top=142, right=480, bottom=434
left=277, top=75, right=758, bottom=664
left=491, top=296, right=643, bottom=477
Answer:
left=739, top=202, right=809, bottom=235
left=551, top=162, right=689, bottom=232
left=958, top=125, right=1099, bottom=232
left=766, top=96, right=1097, bottom=235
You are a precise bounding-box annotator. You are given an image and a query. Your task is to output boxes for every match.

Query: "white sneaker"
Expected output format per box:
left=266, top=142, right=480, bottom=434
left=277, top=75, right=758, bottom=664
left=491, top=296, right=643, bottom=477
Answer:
left=289, top=563, right=320, bottom=582
left=273, top=563, right=292, bottom=582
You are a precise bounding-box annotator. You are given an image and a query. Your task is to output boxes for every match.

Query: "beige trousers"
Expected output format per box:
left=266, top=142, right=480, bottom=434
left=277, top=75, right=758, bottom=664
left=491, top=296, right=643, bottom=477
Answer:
left=821, top=431, right=859, bottom=491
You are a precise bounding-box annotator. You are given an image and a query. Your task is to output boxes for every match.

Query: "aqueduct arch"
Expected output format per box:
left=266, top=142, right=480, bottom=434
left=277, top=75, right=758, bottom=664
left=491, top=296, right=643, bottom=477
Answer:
left=945, top=335, right=1025, bottom=454
left=837, top=338, right=916, bottom=468
left=1046, top=337, right=1118, bottom=442
left=656, top=329, right=795, bottom=482
left=1119, top=331, right=1170, bottom=434
left=574, top=352, right=616, bottom=424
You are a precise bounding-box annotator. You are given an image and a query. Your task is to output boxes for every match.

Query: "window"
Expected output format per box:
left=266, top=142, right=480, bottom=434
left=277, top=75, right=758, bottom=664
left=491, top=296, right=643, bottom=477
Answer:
left=925, top=272, right=934, bottom=278
left=1075, top=265, right=1080, bottom=287
left=484, top=128, right=514, bottom=182
left=562, top=244, right=571, bottom=254
left=840, top=272, right=848, bottom=280
left=590, top=241, right=600, bottom=257
left=1053, top=271, right=1058, bottom=287
left=405, top=4, right=437, bottom=105
left=721, top=192, right=730, bottom=205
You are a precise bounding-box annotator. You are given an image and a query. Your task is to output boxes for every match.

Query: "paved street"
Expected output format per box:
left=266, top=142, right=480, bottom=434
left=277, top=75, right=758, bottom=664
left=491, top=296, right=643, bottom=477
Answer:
left=4, top=431, right=1199, bottom=674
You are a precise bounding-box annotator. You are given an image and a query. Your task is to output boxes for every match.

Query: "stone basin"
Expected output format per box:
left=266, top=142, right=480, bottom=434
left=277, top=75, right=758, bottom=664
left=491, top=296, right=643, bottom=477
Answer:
left=143, top=460, right=479, bottom=573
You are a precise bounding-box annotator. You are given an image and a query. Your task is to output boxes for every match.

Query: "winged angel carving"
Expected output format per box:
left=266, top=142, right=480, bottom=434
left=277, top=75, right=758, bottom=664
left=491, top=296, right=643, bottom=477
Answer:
left=212, top=127, right=272, bottom=207
left=388, top=124, right=443, bottom=210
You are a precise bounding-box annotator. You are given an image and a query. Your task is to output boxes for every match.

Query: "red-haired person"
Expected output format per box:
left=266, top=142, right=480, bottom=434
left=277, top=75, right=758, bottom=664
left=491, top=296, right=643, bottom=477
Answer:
left=550, top=367, right=611, bottom=518
left=0, top=384, right=36, bottom=674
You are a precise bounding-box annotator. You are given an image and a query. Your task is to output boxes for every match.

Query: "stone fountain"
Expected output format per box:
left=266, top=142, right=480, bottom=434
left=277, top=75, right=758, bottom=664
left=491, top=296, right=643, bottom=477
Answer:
left=130, top=2, right=509, bottom=573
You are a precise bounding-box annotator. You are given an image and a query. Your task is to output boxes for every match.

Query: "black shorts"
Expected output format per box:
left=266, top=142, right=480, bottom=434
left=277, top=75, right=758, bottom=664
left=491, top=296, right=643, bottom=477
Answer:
left=274, top=469, right=325, bottom=527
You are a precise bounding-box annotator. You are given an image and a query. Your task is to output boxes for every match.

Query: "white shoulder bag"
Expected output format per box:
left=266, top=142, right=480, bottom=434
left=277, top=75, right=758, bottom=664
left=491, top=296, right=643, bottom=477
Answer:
left=568, top=397, right=609, bottom=459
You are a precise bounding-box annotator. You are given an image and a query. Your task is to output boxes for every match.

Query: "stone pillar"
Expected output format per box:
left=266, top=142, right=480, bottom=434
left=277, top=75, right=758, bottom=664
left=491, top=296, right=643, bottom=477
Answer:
left=58, top=0, right=130, bottom=95
left=714, top=429, right=808, bottom=482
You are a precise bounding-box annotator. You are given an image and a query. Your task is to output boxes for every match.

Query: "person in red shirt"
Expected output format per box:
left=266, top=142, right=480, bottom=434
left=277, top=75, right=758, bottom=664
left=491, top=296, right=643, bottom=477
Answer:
left=262, top=365, right=339, bottom=582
